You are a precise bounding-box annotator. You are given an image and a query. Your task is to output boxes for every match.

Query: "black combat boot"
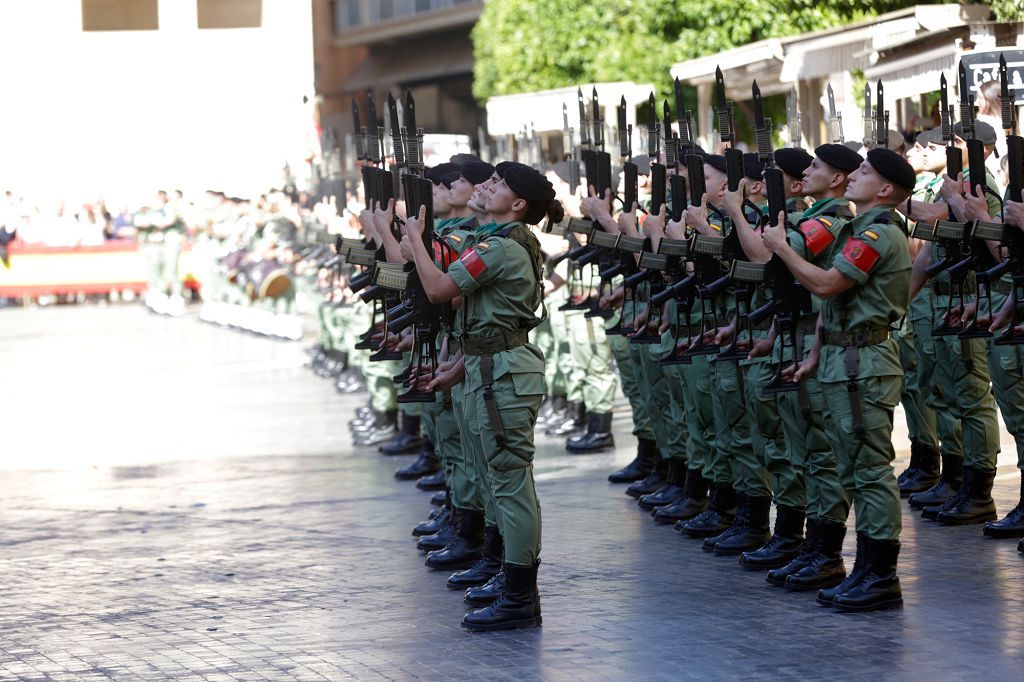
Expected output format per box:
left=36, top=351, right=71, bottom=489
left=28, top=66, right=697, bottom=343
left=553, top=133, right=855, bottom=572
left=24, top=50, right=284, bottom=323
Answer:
left=425, top=508, right=484, bottom=570
left=608, top=438, right=657, bottom=483
left=546, top=401, right=586, bottom=437
left=348, top=405, right=377, bottom=431
left=462, top=561, right=542, bottom=632
left=787, top=520, right=847, bottom=592
left=638, top=459, right=687, bottom=510
left=448, top=526, right=503, bottom=589
left=536, top=395, right=567, bottom=428
left=416, top=469, right=446, bottom=491
left=353, top=409, right=398, bottom=446
left=566, top=412, right=615, bottom=453
left=936, top=466, right=998, bottom=525
left=702, top=492, right=748, bottom=551
left=711, top=495, right=772, bottom=556
left=625, top=458, right=669, bottom=498
left=417, top=507, right=455, bottom=551
left=681, top=482, right=737, bottom=538
left=909, top=453, right=962, bottom=509
left=412, top=504, right=450, bottom=537
left=379, top=414, right=422, bottom=455
left=831, top=535, right=903, bottom=612
left=395, top=438, right=440, bottom=480
left=767, top=517, right=817, bottom=586
left=815, top=531, right=865, bottom=605
left=739, top=505, right=805, bottom=570
left=984, top=471, right=1024, bottom=538
left=898, top=440, right=941, bottom=496
left=429, top=490, right=446, bottom=506
left=465, top=567, right=505, bottom=606
left=653, top=467, right=709, bottom=523
left=922, top=465, right=974, bottom=520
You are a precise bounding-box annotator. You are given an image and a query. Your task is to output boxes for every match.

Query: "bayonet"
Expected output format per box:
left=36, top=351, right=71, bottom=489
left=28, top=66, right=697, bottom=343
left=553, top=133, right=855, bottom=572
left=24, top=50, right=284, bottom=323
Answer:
left=352, top=99, right=365, bottom=160
left=717, top=66, right=743, bottom=191
left=875, top=80, right=888, bottom=149
left=863, top=82, right=873, bottom=149
left=787, top=85, right=801, bottom=148
left=366, top=92, right=381, bottom=163
left=647, top=92, right=660, bottom=160
left=826, top=83, right=844, bottom=144
left=674, top=77, right=686, bottom=142
left=752, top=80, right=773, bottom=162
left=940, top=73, right=962, bottom=184
left=404, top=90, right=423, bottom=174
left=959, top=61, right=976, bottom=141
left=1001, top=53, right=1018, bottom=136
left=592, top=87, right=604, bottom=151
left=662, top=100, right=676, bottom=169
left=387, top=93, right=405, bottom=168
left=578, top=87, right=591, bottom=148
left=618, top=96, right=629, bottom=160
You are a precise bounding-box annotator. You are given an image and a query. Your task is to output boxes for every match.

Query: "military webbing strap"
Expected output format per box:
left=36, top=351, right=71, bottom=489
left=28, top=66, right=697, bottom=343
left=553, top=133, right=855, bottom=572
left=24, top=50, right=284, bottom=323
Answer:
left=821, top=325, right=890, bottom=445
left=479, top=353, right=507, bottom=450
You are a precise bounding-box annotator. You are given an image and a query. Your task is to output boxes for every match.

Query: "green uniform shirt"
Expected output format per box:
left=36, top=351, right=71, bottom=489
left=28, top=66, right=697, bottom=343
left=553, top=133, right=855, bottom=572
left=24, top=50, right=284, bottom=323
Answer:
left=448, top=221, right=545, bottom=393
left=788, top=196, right=854, bottom=315
left=818, top=205, right=911, bottom=382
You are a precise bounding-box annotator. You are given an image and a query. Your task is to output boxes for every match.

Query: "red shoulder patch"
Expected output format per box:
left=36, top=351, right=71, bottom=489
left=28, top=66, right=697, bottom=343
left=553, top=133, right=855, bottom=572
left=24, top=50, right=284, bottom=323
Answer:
left=841, top=238, right=880, bottom=274
left=459, top=248, right=487, bottom=279
left=800, top=218, right=835, bottom=257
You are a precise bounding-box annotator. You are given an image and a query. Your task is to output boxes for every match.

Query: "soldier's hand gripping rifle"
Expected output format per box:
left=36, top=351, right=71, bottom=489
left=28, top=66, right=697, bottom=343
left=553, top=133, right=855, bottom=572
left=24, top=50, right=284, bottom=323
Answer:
left=706, top=79, right=768, bottom=361
left=991, top=53, right=1024, bottom=346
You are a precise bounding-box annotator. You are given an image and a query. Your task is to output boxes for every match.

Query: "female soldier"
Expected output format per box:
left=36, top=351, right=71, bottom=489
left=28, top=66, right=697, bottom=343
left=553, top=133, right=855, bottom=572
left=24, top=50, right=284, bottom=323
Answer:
left=402, top=161, right=562, bottom=631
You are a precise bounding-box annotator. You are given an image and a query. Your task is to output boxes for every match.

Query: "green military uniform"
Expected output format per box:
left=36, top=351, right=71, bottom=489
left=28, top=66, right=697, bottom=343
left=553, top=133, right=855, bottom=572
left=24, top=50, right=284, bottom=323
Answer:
left=448, top=221, right=546, bottom=567
left=775, top=197, right=854, bottom=524
left=926, top=169, right=1001, bottom=478
left=818, top=205, right=910, bottom=541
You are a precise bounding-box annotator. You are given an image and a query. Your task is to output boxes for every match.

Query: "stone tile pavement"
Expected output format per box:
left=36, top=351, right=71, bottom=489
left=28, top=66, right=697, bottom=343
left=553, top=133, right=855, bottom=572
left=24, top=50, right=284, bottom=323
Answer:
left=1, top=306, right=1022, bottom=680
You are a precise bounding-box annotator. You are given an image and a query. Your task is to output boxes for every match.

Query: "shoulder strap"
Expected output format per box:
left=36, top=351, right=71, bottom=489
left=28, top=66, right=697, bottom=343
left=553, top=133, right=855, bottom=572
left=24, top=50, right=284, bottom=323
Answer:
left=494, top=223, right=548, bottom=329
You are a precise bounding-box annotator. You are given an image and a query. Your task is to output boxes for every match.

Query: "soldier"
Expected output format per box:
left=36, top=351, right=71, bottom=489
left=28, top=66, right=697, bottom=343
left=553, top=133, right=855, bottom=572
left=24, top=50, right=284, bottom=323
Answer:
left=904, top=121, right=1002, bottom=525
left=136, top=190, right=186, bottom=316
left=763, top=147, right=914, bottom=612
left=403, top=161, right=557, bottom=631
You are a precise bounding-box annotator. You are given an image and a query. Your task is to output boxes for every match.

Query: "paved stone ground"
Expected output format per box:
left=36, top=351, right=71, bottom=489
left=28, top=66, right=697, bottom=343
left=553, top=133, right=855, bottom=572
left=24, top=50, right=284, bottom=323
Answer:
left=2, top=305, right=1023, bottom=681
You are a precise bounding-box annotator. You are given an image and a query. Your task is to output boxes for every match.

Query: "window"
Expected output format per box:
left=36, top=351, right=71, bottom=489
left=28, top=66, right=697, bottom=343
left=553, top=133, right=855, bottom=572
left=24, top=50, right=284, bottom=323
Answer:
left=82, top=0, right=158, bottom=31
left=333, top=0, right=361, bottom=31
left=197, top=0, right=261, bottom=29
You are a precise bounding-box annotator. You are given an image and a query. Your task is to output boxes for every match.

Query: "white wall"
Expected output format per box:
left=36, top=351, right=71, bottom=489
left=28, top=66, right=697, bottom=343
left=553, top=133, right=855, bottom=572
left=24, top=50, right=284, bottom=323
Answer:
left=0, top=0, right=315, bottom=204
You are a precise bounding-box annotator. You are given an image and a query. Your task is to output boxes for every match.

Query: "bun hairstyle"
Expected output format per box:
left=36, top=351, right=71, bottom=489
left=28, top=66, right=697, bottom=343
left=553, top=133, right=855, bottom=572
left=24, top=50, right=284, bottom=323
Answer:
left=499, top=162, right=560, bottom=225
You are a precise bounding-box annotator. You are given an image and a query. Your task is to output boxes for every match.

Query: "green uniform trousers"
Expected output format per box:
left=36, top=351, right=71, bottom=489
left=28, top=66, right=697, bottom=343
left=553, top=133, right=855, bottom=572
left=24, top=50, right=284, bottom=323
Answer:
left=608, top=333, right=655, bottom=440
left=989, top=341, right=1024, bottom=470
left=566, top=311, right=618, bottom=413
left=709, top=359, right=762, bottom=494
left=912, top=316, right=961, bottom=458
left=630, top=342, right=674, bottom=459
left=776, top=334, right=850, bottom=524
left=464, top=373, right=544, bottom=567
left=652, top=333, right=688, bottom=462
left=820, top=375, right=903, bottom=541
left=895, top=318, right=938, bottom=448
left=741, top=359, right=783, bottom=500
left=451, top=384, right=492, bottom=518
left=676, top=352, right=715, bottom=475
left=932, top=333, right=1001, bottom=473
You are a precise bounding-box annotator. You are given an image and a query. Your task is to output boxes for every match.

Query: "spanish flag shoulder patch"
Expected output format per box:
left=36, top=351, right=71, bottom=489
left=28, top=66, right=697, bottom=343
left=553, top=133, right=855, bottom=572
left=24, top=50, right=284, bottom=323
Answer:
left=863, top=229, right=880, bottom=241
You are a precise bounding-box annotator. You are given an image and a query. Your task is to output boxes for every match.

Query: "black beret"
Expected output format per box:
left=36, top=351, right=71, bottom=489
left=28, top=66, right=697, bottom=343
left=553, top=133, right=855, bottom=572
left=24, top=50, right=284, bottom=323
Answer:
left=502, top=162, right=556, bottom=204
left=495, top=161, right=514, bottom=177
left=450, top=153, right=482, bottom=166
left=953, top=120, right=997, bottom=145
left=439, top=171, right=461, bottom=189
left=629, top=154, right=651, bottom=175
left=425, top=162, right=461, bottom=185
left=704, top=154, right=727, bottom=174
left=743, top=152, right=766, bottom=180
left=775, top=147, right=814, bottom=179
left=461, top=160, right=496, bottom=185
left=866, top=148, right=915, bottom=192
left=814, top=143, right=863, bottom=173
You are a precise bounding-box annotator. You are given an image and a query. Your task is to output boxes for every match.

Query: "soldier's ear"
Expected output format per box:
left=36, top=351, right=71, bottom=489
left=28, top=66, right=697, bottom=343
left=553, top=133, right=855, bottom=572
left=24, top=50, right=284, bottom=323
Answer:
left=878, top=181, right=896, bottom=200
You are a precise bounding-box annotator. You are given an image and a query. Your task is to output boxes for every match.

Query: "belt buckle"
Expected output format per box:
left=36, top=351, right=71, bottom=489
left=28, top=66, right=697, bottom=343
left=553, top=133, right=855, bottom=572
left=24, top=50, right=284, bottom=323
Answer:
left=855, top=330, right=866, bottom=346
